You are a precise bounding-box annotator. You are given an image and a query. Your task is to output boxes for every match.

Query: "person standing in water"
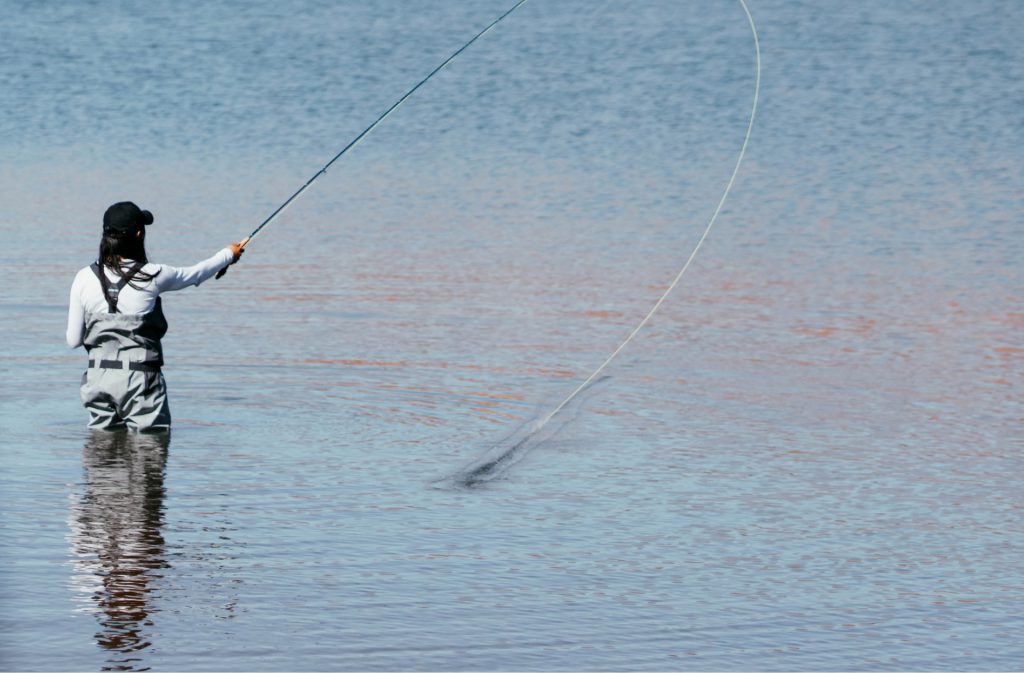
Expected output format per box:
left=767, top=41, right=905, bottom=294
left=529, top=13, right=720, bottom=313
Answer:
left=66, top=202, right=245, bottom=432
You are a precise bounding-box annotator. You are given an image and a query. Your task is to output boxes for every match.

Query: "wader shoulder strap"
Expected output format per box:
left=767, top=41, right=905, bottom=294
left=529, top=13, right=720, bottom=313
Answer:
left=91, top=261, right=146, bottom=313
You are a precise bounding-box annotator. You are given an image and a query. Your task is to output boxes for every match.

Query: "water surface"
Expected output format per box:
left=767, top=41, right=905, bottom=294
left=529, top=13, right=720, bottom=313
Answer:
left=1, top=0, right=1021, bottom=670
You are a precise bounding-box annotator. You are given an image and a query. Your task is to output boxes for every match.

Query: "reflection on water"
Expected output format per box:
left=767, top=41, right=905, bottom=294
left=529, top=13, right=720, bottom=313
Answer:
left=66, top=431, right=170, bottom=671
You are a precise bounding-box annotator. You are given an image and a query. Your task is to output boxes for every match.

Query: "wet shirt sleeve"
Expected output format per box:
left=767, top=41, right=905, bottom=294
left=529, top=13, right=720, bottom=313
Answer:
left=154, top=248, right=234, bottom=293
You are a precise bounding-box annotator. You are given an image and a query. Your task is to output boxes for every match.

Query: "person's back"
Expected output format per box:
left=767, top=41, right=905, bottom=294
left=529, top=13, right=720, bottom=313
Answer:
left=66, top=202, right=244, bottom=432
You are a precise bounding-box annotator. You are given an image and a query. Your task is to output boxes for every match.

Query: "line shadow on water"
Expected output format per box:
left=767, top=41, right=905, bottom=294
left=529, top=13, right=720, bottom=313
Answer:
left=439, top=375, right=611, bottom=489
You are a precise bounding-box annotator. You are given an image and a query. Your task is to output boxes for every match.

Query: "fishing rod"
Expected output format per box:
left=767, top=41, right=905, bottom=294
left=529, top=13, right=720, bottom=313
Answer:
left=217, top=0, right=531, bottom=279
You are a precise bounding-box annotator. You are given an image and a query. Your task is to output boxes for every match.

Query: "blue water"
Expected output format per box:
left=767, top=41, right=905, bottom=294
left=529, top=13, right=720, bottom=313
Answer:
left=1, top=0, right=1022, bottom=670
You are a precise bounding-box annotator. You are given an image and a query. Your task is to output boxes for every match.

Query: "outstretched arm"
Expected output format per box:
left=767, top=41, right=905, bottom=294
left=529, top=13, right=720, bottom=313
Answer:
left=155, top=242, right=245, bottom=292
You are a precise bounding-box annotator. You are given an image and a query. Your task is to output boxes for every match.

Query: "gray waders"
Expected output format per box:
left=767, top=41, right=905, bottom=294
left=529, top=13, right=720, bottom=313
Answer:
left=80, top=262, right=171, bottom=432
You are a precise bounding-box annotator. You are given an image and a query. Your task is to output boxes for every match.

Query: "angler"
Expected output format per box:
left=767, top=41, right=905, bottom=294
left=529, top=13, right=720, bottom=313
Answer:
left=66, top=202, right=246, bottom=431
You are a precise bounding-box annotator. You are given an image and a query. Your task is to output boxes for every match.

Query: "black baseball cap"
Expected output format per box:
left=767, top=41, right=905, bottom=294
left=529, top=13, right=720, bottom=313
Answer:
left=103, top=201, right=154, bottom=234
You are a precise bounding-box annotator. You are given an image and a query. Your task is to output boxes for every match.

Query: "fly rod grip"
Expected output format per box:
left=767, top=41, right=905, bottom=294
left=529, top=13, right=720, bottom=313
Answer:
left=215, top=237, right=250, bottom=280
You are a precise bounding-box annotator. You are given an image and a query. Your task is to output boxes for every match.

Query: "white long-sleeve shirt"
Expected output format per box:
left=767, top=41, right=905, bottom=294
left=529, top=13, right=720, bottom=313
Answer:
left=66, top=248, right=234, bottom=348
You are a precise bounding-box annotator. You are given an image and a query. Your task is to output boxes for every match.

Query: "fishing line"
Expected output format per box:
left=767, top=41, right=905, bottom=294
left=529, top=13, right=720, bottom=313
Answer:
left=214, top=0, right=759, bottom=486
left=452, top=0, right=761, bottom=486
left=217, top=0, right=532, bottom=279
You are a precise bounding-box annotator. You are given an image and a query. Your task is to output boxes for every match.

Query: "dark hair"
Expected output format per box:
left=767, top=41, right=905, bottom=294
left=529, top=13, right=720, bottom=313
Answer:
left=98, top=225, right=160, bottom=289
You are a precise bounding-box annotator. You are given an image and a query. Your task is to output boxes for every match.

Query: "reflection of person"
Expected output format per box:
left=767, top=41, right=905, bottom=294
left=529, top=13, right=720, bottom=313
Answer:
left=66, top=201, right=245, bottom=431
left=67, top=431, right=170, bottom=660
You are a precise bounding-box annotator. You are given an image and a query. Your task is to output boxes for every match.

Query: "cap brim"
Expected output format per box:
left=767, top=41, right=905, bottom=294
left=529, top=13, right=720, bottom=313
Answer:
left=140, top=210, right=154, bottom=225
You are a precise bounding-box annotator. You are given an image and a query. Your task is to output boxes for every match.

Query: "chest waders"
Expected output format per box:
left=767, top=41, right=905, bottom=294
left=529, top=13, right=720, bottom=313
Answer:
left=80, top=262, right=171, bottom=432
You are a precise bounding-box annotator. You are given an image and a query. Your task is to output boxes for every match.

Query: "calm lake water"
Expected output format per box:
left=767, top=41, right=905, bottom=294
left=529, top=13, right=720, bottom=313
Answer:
left=1, top=0, right=1022, bottom=670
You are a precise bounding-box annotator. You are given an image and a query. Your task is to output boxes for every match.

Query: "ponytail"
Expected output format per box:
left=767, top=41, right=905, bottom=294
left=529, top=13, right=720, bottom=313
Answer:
left=97, top=226, right=160, bottom=289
